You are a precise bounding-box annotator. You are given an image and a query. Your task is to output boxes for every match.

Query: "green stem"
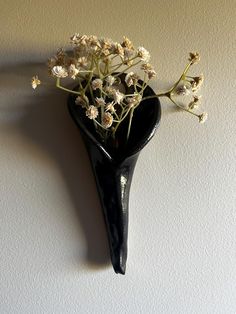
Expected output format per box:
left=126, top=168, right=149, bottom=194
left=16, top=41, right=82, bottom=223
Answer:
left=169, top=97, right=199, bottom=117
left=110, top=62, right=123, bottom=68
left=126, top=107, right=134, bottom=141
left=169, top=61, right=192, bottom=93
left=112, top=107, right=132, bottom=136
left=93, top=118, right=110, bottom=131
left=109, top=62, right=123, bottom=74
left=84, top=57, right=95, bottom=92
left=56, top=78, right=81, bottom=95
left=95, top=58, right=103, bottom=79
left=141, top=93, right=168, bottom=102
left=111, top=110, right=119, bottom=120
left=89, top=84, right=95, bottom=105
left=113, top=60, right=141, bottom=78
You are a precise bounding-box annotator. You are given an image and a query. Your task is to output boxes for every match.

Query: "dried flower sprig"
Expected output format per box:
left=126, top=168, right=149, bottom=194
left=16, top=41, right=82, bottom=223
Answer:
left=31, top=34, right=207, bottom=143
left=31, top=76, right=41, bottom=89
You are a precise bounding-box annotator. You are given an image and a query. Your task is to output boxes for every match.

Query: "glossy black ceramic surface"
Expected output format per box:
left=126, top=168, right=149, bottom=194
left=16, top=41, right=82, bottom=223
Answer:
left=67, top=79, right=161, bottom=274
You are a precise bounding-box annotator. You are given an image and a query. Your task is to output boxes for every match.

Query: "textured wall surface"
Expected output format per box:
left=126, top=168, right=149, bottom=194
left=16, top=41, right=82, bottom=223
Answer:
left=0, top=1, right=236, bottom=313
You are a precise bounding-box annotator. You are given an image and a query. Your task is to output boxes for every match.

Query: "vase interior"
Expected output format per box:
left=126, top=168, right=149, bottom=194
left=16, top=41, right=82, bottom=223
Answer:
left=68, top=77, right=161, bottom=161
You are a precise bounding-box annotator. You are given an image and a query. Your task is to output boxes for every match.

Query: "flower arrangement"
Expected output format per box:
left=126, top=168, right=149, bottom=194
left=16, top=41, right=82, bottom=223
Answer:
left=31, top=34, right=207, bottom=274
left=32, top=34, right=207, bottom=144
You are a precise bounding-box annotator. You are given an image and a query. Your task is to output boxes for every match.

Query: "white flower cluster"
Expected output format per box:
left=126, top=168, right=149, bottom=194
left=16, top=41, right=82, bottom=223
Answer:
left=31, top=35, right=206, bottom=142
left=169, top=52, right=206, bottom=123
left=45, top=34, right=156, bottom=83
left=43, top=34, right=157, bottom=134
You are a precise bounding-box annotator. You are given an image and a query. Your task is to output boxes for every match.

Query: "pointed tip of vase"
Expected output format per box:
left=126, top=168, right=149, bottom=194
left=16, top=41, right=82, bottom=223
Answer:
left=112, top=254, right=126, bottom=274
left=113, top=263, right=126, bottom=275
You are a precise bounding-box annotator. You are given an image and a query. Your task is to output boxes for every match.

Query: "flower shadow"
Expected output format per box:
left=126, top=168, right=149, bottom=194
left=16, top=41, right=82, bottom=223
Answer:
left=0, top=62, right=110, bottom=269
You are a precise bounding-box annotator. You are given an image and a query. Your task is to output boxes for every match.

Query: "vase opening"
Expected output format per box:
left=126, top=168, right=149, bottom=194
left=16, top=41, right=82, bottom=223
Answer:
left=68, top=74, right=161, bottom=162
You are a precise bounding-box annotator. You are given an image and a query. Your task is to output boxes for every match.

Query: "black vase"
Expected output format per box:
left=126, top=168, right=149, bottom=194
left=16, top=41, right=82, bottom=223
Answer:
left=67, top=80, right=161, bottom=274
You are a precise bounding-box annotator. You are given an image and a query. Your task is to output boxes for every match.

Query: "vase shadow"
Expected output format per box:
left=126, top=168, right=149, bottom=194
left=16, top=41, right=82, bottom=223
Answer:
left=0, top=62, right=110, bottom=269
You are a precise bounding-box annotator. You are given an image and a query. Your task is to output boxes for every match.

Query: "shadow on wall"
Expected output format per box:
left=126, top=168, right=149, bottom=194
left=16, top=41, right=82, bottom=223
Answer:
left=0, top=62, right=110, bottom=270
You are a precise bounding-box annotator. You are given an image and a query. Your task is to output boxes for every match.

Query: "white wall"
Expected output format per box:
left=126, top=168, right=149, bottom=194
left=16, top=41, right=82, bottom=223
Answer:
left=0, top=1, right=236, bottom=313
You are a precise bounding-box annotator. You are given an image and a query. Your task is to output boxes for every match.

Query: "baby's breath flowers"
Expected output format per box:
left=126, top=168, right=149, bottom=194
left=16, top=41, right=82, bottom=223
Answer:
left=189, top=52, right=200, bottom=64
left=31, top=76, right=41, bottom=89
left=31, top=34, right=207, bottom=143
left=86, top=105, right=98, bottom=120
left=51, top=65, right=68, bottom=78
left=92, top=78, right=103, bottom=90
left=137, top=47, right=150, bottom=62
left=75, top=95, right=89, bottom=107
left=102, top=112, right=113, bottom=128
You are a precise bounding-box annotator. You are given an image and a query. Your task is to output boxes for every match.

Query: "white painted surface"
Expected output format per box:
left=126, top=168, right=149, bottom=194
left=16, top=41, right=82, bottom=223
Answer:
left=0, top=1, right=236, bottom=313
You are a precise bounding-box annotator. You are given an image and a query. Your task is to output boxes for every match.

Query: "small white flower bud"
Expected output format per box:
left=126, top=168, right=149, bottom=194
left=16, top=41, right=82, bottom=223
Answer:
left=31, top=76, right=41, bottom=89
left=102, top=112, right=113, bottom=128
left=86, top=105, right=98, bottom=120
left=51, top=65, right=68, bottom=78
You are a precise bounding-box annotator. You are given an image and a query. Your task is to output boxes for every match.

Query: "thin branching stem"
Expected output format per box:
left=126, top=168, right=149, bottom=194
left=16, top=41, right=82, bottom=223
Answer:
left=56, top=78, right=81, bottom=95
left=126, top=107, right=134, bottom=141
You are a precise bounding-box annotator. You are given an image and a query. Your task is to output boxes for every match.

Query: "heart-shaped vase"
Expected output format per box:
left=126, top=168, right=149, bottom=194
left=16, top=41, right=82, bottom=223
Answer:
left=68, top=78, right=161, bottom=274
